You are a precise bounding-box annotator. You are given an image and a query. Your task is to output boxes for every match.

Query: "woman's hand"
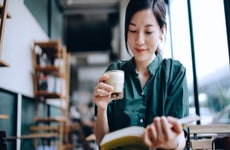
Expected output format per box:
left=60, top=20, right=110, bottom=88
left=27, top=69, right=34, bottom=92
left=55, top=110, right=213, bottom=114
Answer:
left=93, top=73, right=113, bottom=111
left=142, top=116, right=185, bottom=150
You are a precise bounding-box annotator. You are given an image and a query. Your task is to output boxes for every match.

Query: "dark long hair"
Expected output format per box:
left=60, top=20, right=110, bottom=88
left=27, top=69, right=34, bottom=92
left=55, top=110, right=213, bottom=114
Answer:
left=124, top=0, right=167, bottom=55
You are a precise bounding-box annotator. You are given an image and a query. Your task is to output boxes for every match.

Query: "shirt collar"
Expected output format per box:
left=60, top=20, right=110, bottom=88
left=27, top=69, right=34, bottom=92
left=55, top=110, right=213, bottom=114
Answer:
left=125, top=54, right=163, bottom=76
left=147, top=54, right=163, bottom=75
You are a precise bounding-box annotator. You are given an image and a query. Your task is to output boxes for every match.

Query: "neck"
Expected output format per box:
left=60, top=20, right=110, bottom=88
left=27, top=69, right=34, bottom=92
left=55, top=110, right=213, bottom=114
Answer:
left=135, top=54, right=156, bottom=74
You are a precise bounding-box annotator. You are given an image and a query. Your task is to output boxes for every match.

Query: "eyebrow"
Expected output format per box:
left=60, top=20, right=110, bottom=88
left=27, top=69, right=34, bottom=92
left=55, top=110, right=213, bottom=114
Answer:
left=129, top=23, right=154, bottom=28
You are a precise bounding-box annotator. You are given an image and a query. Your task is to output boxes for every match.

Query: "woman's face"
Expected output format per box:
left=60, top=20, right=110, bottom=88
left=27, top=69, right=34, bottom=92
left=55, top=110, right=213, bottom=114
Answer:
left=127, top=9, right=163, bottom=63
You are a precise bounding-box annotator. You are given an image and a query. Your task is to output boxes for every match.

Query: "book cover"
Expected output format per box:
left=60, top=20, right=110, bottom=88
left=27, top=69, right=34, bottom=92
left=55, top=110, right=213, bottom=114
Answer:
left=100, top=126, right=149, bottom=150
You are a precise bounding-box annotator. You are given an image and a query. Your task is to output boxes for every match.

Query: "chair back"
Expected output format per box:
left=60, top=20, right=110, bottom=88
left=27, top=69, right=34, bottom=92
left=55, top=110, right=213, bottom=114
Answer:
left=188, top=124, right=230, bottom=149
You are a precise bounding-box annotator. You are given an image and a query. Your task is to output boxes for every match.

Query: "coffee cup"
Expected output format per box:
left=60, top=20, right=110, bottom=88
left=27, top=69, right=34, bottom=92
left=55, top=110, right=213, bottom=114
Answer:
left=104, top=70, right=124, bottom=100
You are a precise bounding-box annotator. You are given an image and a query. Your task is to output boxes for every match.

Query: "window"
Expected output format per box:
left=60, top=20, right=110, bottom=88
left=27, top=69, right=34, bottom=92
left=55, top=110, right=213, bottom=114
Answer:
left=169, top=0, right=230, bottom=124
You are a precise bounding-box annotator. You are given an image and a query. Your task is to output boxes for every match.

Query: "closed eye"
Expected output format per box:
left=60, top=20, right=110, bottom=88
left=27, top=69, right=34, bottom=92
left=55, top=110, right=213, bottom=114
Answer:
left=145, top=31, right=153, bottom=35
left=128, top=30, right=136, bottom=33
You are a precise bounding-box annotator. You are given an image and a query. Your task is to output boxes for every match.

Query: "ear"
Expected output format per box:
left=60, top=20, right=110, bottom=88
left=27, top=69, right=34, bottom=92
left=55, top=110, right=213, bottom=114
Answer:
left=159, top=34, right=164, bottom=42
left=160, top=25, right=166, bottom=42
left=161, top=24, right=166, bottom=34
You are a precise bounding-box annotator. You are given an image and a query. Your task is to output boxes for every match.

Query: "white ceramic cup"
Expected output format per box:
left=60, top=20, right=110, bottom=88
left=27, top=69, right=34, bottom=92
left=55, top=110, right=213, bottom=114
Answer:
left=104, top=70, right=124, bottom=100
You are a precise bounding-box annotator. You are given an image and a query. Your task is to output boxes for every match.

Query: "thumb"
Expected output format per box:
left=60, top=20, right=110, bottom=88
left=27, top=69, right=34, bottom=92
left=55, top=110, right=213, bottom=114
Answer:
left=167, top=116, right=183, bottom=134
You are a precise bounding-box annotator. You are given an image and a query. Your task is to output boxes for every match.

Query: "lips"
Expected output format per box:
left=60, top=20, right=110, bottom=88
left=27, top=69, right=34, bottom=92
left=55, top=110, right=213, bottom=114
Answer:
left=135, top=48, right=146, bottom=53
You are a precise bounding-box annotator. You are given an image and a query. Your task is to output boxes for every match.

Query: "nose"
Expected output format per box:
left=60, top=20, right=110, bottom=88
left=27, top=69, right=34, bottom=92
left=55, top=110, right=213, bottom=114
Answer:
left=136, top=32, right=145, bottom=45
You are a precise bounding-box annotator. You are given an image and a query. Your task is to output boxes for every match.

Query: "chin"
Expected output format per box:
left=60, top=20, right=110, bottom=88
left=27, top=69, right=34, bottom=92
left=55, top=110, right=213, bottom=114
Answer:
left=134, top=56, right=148, bottom=62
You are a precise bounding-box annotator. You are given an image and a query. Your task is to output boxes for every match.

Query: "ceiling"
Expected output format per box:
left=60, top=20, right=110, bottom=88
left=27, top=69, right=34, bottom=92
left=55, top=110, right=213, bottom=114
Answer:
left=66, top=0, right=119, bottom=5
left=57, top=0, right=119, bottom=15
left=57, top=0, right=169, bottom=15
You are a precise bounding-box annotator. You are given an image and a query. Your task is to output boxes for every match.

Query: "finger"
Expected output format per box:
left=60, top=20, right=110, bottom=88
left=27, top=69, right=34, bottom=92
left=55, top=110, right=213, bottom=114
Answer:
left=98, top=82, right=113, bottom=92
left=149, top=124, right=157, bottom=145
left=94, top=82, right=113, bottom=95
left=143, top=126, right=153, bottom=147
left=154, top=117, right=164, bottom=145
left=160, top=117, right=172, bottom=141
left=98, top=73, right=109, bottom=82
left=167, top=116, right=182, bottom=133
left=94, top=88, right=111, bottom=97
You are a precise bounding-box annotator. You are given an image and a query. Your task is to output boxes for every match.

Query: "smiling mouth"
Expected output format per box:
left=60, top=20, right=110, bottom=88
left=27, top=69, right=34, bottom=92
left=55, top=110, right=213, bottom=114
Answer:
left=135, top=48, right=146, bottom=52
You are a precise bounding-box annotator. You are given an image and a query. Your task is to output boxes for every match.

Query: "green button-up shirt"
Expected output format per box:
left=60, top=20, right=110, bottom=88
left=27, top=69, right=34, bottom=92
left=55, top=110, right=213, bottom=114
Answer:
left=100, top=54, right=189, bottom=132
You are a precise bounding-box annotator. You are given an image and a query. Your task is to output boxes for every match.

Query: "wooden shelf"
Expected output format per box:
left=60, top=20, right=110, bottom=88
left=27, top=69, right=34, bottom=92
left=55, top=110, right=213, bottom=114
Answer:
left=0, top=114, right=9, bottom=119
left=0, top=4, right=11, bottom=18
left=32, top=40, right=71, bottom=150
left=30, top=125, right=59, bottom=132
left=0, top=59, right=9, bottom=67
left=33, top=40, right=68, bottom=101
left=6, top=133, right=58, bottom=140
left=35, top=65, right=64, bottom=77
left=0, top=0, right=10, bottom=67
left=34, top=40, right=60, bottom=48
left=35, top=91, right=62, bottom=98
left=34, top=40, right=61, bottom=55
left=63, top=144, right=75, bottom=150
left=35, top=65, right=59, bottom=71
left=34, top=117, right=67, bottom=123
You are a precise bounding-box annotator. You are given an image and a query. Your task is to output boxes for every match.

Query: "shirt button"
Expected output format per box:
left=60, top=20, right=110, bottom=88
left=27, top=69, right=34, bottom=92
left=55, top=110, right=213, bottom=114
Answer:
left=140, top=119, right=144, bottom=123
left=141, top=92, right=144, bottom=95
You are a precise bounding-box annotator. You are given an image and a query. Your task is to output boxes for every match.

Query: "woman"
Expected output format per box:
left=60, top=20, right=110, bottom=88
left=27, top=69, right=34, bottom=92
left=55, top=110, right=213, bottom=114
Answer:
left=93, top=0, right=189, bottom=149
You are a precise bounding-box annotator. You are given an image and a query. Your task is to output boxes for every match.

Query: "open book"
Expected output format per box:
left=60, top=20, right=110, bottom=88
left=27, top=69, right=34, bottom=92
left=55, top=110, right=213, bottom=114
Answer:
left=100, top=115, right=200, bottom=150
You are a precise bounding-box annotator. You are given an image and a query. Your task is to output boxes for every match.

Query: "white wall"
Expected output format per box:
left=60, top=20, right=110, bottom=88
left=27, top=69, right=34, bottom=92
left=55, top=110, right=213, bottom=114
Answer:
left=119, top=0, right=131, bottom=60
left=0, top=0, right=48, bottom=97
